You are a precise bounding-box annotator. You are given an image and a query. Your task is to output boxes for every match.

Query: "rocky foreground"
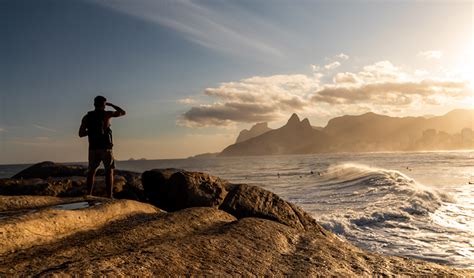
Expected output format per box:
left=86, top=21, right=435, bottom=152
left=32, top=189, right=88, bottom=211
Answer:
left=0, top=162, right=471, bottom=276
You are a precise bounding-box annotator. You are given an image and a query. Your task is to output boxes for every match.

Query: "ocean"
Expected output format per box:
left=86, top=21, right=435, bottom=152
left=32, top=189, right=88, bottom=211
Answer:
left=1, top=151, right=473, bottom=268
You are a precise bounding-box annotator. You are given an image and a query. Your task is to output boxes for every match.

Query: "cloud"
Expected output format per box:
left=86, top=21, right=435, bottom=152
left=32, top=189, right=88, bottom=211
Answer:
left=314, top=60, right=468, bottom=106
left=359, top=60, right=405, bottom=82
left=0, top=128, right=5, bottom=132
left=94, top=0, right=282, bottom=58
left=180, top=58, right=470, bottom=127
left=312, top=80, right=468, bottom=105
left=418, top=50, right=443, bottom=60
left=333, top=72, right=360, bottom=84
left=179, top=74, right=321, bottom=127
left=324, top=61, right=341, bottom=70
left=177, top=97, right=197, bottom=105
left=414, top=69, right=429, bottom=76
left=179, top=103, right=277, bottom=127
left=310, top=64, right=320, bottom=71
left=335, top=53, right=349, bottom=60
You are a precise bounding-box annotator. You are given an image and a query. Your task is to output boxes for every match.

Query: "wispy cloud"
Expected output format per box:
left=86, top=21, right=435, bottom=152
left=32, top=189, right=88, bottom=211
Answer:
left=324, top=61, right=341, bottom=70
left=33, top=124, right=57, bottom=133
left=418, top=50, right=443, bottom=60
left=314, top=54, right=348, bottom=73
left=310, top=64, right=321, bottom=72
left=335, top=53, right=349, bottom=60
left=177, top=97, right=197, bottom=105
left=93, top=0, right=283, bottom=58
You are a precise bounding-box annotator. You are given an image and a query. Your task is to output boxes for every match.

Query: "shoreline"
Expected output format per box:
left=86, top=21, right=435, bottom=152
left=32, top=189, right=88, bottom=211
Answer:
left=2, top=149, right=474, bottom=167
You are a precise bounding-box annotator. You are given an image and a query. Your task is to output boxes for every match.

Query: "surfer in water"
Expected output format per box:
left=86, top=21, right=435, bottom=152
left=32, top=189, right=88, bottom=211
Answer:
left=79, top=96, right=126, bottom=198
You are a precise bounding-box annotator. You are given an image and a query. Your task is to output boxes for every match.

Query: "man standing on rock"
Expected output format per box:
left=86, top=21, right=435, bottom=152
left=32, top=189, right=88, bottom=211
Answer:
left=79, top=96, right=126, bottom=198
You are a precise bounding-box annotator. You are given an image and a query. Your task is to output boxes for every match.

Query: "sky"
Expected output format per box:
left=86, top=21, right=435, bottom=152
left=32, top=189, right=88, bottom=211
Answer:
left=0, top=0, right=473, bottom=164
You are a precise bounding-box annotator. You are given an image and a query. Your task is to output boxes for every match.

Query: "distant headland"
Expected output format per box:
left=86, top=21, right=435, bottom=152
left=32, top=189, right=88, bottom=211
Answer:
left=218, top=109, right=474, bottom=156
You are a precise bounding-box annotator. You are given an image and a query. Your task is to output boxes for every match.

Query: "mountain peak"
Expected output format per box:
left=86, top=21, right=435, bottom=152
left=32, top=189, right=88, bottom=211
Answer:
left=235, top=122, right=272, bottom=143
left=286, top=113, right=300, bottom=126
left=300, top=118, right=312, bottom=129
left=252, top=122, right=269, bottom=130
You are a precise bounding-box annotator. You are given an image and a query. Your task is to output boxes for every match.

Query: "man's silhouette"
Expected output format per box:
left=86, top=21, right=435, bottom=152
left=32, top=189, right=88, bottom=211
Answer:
left=79, top=96, right=126, bottom=198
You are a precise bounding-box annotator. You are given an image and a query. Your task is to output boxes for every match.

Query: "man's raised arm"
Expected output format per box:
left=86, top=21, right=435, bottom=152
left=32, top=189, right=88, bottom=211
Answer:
left=106, top=102, right=126, bottom=117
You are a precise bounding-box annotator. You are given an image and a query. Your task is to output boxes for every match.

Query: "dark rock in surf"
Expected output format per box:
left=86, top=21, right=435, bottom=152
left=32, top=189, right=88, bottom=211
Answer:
left=0, top=178, right=73, bottom=196
left=12, top=161, right=87, bottom=179
left=6, top=162, right=145, bottom=201
left=0, top=176, right=127, bottom=198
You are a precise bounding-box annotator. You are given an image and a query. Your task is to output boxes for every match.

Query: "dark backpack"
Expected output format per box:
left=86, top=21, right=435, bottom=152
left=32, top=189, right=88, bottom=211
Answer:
left=86, top=111, right=113, bottom=150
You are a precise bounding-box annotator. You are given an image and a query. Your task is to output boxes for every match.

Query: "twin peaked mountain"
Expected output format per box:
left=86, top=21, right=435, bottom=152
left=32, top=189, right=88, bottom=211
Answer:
left=219, top=109, right=474, bottom=156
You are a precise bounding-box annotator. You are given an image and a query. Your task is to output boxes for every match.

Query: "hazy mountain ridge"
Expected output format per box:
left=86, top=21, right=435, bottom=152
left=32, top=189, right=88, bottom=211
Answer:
left=235, top=122, right=273, bottom=143
left=220, top=109, right=474, bottom=156
left=221, top=114, right=331, bottom=156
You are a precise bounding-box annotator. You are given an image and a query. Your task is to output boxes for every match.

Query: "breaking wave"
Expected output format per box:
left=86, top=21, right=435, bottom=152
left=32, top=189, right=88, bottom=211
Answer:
left=318, top=163, right=451, bottom=217
left=309, top=163, right=473, bottom=268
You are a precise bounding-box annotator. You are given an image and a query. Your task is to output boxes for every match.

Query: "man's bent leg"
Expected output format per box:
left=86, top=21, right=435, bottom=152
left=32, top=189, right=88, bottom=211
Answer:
left=87, top=168, right=97, bottom=196
left=105, top=168, right=114, bottom=198
left=103, top=149, right=115, bottom=199
left=87, top=149, right=101, bottom=196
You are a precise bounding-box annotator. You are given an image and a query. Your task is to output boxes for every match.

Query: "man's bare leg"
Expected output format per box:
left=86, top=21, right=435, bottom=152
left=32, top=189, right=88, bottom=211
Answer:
left=105, top=168, right=114, bottom=198
left=87, top=169, right=97, bottom=196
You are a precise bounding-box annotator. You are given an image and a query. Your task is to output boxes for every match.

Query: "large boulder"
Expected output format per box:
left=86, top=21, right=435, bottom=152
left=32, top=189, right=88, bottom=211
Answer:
left=221, top=183, right=326, bottom=234
left=141, top=169, right=325, bottom=233
left=142, top=169, right=228, bottom=211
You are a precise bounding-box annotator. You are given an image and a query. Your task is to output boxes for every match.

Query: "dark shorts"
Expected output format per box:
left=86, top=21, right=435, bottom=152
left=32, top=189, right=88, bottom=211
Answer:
left=88, top=149, right=115, bottom=171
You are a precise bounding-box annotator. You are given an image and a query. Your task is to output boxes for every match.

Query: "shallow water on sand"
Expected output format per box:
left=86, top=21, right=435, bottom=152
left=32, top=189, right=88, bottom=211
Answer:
left=52, top=201, right=100, bottom=210
left=1, top=151, right=473, bottom=268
